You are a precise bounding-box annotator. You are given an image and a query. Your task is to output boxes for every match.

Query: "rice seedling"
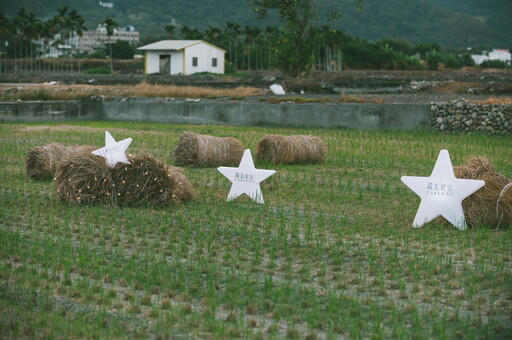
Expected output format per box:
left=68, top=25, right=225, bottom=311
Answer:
left=0, top=121, right=510, bottom=339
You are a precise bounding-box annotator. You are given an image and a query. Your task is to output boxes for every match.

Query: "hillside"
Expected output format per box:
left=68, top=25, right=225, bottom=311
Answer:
left=1, top=0, right=510, bottom=48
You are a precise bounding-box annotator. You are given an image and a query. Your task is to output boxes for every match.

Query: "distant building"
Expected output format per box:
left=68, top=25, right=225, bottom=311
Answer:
left=471, top=54, right=489, bottom=65
left=36, top=24, right=139, bottom=57
left=138, top=40, right=225, bottom=75
left=99, top=2, right=114, bottom=9
left=38, top=33, right=75, bottom=58
left=472, top=49, right=511, bottom=65
left=79, top=24, right=140, bottom=54
left=489, top=49, right=511, bottom=65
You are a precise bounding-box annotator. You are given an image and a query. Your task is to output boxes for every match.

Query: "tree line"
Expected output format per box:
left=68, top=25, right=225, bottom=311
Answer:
left=0, top=6, right=120, bottom=73
left=156, top=22, right=479, bottom=74
left=1, top=3, right=507, bottom=75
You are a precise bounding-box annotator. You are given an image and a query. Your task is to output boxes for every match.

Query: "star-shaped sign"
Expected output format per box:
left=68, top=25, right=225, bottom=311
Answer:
left=218, top=149, right=276, bottom=204
left=92, top=131, right=133, bottom=167
left=401, top=149, right=485, bottom=230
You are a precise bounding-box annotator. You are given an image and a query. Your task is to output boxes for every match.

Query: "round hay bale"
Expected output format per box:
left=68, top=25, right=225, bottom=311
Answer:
left=173, top=131, right=244, bottom=167
left=454, top=156, right=512, bottom=228
left=255, top=135, right=326, bottom=165
left=54, top=151, right=115, bottom=205
left=112, top=154, right=195, bottom=206
left=26, top=143, right=95, bottom=180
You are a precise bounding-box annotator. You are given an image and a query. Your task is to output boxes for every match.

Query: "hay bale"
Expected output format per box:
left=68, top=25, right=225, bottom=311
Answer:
left=112, top=154, right=195, bottom=206
left=54, top=151, right=194, bottom=206
left=54, top=151, right=115, bottom=205
left=26, top=143, right=95, bottom=180
left=255, top=135, right=326, bottom=165
left=454, top=156, right=512, bottom=228
left=173, top=131, right=244, bottom=167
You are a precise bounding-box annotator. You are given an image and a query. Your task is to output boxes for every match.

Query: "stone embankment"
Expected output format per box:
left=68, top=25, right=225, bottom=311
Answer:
left=431, top=100, right=511, bottom=135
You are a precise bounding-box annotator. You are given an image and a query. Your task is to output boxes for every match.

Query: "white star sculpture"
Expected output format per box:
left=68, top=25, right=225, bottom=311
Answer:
left=401, top=149, right=485, bottom=230
left=92, top=131, right=133, bottom=167
left=217, top=149, right=276, bottom=204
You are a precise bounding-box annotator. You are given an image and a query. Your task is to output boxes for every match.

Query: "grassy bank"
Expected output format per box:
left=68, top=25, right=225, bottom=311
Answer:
left=1, top=122, right=511, bottom=339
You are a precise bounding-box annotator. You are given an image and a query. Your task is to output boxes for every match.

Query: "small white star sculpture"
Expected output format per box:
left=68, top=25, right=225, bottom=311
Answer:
left=218, top=149, right=276, bottom=204
left=401, top=149, right=485, bottom=230
left=92, top=131, right=133, bottom=167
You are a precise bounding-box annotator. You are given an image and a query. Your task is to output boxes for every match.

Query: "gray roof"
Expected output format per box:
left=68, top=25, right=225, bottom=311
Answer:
left=137, top=40, right=225, bottom=52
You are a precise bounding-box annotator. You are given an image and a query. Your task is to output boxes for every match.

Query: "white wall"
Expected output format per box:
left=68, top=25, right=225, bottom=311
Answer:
left=184, top=42, right=225, bottom=75
left=489, top=50, right=511, bottom=64
left=145, top=50, right=184, bottom=75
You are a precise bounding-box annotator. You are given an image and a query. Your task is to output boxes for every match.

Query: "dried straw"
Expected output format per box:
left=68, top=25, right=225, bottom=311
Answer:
left=54, top=150, right=194, bottom=206
left=454, top=156, right=512, bottom=228
left=26, top=143, right=95, bottom=180
left=54, top=151, right=115, bottom=205
left=112, top=154, right=195, bottom=206
left=173, top=131, right=244, bottom=167
left=255, top=135, right=326, bottom=165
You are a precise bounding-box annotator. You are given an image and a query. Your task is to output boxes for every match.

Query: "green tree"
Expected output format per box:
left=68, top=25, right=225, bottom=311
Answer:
left=180, top=25, right=202, bottom=40
left=66, top=9, right=86, bottom=72
left=249, top=0, right=362, bottom=76
left=0, top=12, right=14, bottom=72
left=107, top=40, right=134, bottom=59
left=164, top=24, right=177, bottom=39
left=225, top=21, right=241, bottom=69
left=102, top=17, right=118, bottom=73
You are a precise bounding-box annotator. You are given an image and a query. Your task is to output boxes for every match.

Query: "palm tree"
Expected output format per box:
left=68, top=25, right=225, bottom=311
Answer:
left=180, top=25, right=202, bottom=40
left=12, top=8, right=29, bottom=72
left=264, top=26, right=278, bottom=69
left=205, top=26, right=222, bottom=45
left=67, top=9, right=86, bottom=72
left=102, top=17, right=118, bottom=73
left=243, top=26, right=260, bottom=71
left=48, top=6, right=70, bottom=72
left=224, top=22, right=240, bottom=69
left=0, top=12, right=14, bottom=73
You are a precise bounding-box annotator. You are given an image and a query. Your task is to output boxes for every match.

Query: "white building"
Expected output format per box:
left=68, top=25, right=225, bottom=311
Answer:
left=99, top=2, right=114, bottom=9
left=79, top=25, right=140, bottom=54
left=472, top=49, right=511, bottom=65
left=489, top=49, right=511, bottom=65
left=471, top=54, right=489, bottom=65
left=137, top=40, right=225, bottom=75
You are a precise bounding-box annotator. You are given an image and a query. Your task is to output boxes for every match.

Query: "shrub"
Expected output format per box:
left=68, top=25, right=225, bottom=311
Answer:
left=83, top=67, right=111, bottom=74
left=480, top=59, right=509, bottom=69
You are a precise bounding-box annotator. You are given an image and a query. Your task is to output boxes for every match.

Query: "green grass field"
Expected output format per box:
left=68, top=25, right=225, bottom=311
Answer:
left=1, top=122, right=511, bottom=339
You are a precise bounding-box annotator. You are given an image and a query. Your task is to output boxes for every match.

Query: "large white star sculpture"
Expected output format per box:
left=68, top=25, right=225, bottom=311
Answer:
left=401, top=149, right=485, bottom=230
left=92, top=131, right=133, bottom=167
left=217, top=149, right=276, bottom=204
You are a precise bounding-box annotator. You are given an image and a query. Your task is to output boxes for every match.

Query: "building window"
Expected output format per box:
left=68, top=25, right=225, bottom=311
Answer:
left=212, top=58, right=217, bottom=67
left=192, top=57, right=198, bottom=67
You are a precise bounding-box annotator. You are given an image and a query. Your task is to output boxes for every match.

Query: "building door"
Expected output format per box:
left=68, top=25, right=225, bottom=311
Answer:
left=159, top=55, right=171, bottom=74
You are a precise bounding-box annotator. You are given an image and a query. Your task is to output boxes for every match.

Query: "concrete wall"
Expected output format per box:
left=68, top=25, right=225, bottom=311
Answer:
left=102, top=101, right=430, bottom=130
left=0, top=99, right=429, bottom=130
left=0, top=101, right=101, bottom=123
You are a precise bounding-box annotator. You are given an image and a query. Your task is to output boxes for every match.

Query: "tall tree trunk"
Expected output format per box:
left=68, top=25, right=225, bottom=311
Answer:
left=110, top=43, right=113, bottom=73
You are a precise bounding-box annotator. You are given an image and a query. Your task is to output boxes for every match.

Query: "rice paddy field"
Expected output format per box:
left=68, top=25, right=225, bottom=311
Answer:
left=1, top=121, right=511, bottom=339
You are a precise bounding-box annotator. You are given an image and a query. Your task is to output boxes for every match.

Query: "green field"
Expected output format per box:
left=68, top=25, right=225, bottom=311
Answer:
left=1, top=122, right=511, bottom=339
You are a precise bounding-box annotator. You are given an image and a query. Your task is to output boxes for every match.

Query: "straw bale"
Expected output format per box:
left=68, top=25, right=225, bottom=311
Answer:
left=255, top=135, right=326, bottom=165
left=26, top=143, right=95, bottom=180
left=112, top=154, right=195, bottom=206
left=173, top=131, right=244, bottom=167
left=54, top=151, right=115, bottom=205
left=54, top=150, right=194, bottom=206
left=454, top=156, right=512, bottom=228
